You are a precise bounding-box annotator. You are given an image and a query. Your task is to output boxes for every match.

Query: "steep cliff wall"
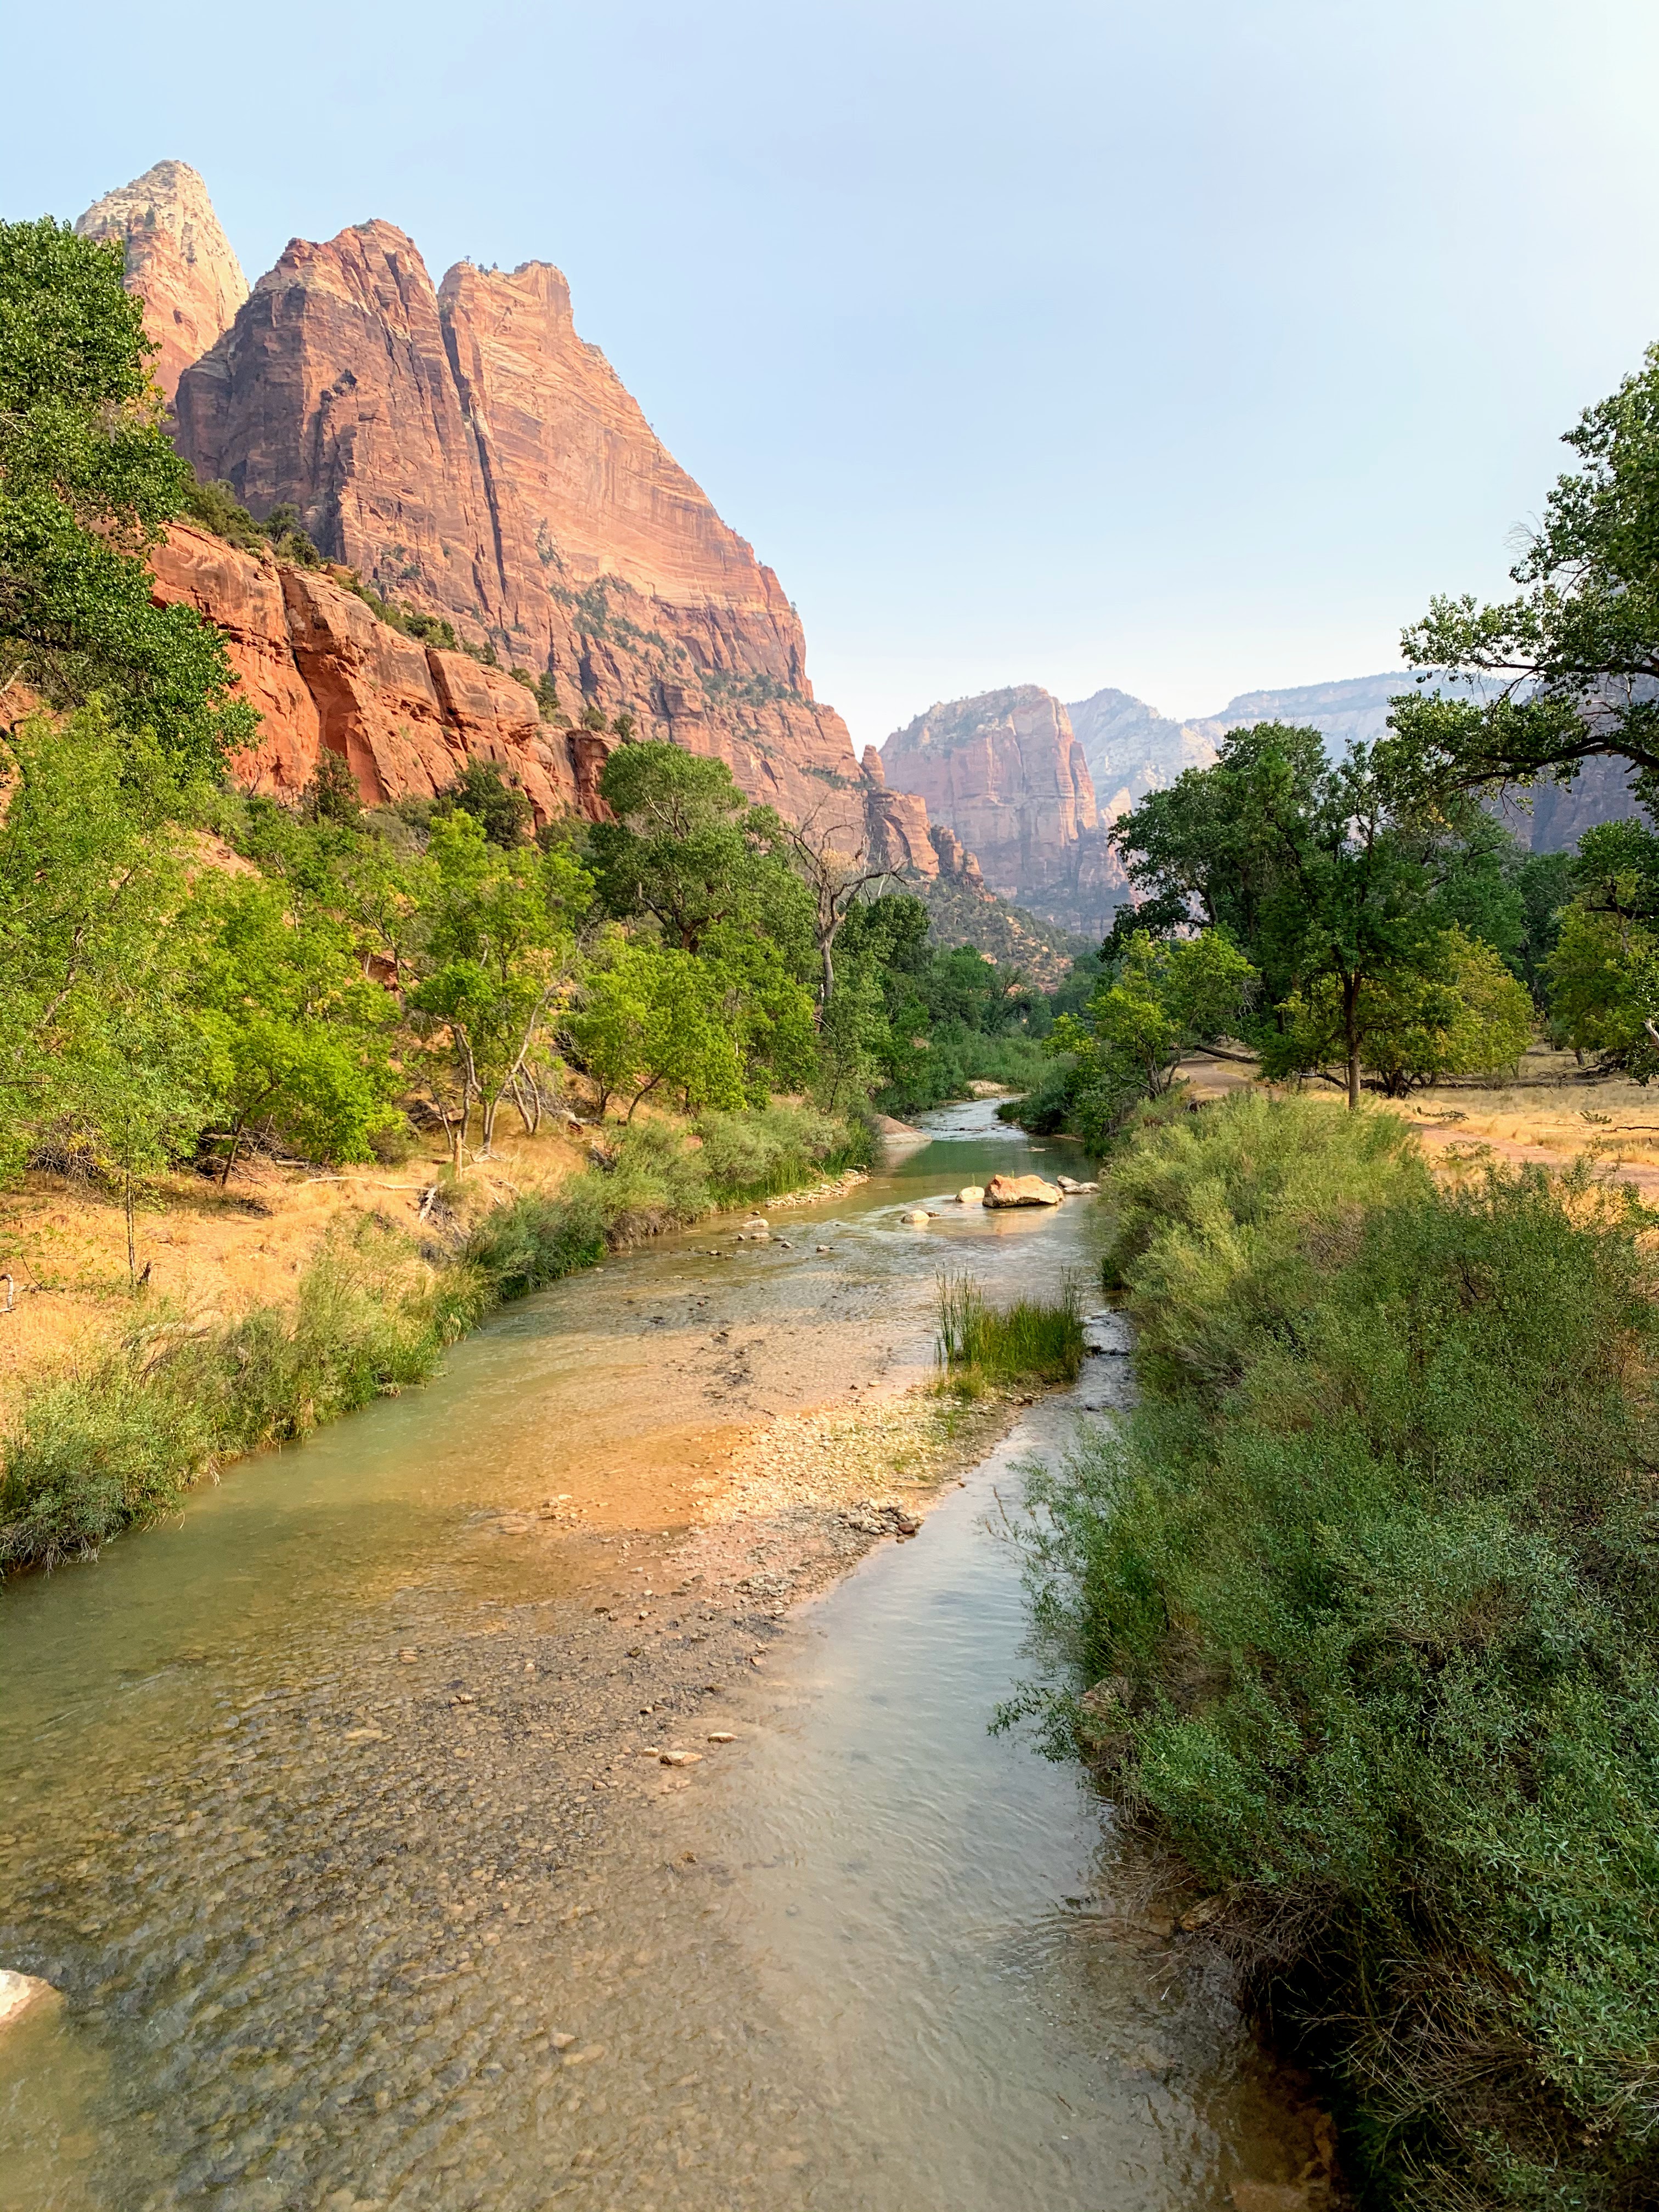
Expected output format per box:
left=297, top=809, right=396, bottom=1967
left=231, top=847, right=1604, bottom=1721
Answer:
left=165, top=208, right=856, bottom=821
left=75, top=161, right=248, bottom=405
left=879, top=686, right=1120, bottom=935
left=149, top=524, right=581, bottom=820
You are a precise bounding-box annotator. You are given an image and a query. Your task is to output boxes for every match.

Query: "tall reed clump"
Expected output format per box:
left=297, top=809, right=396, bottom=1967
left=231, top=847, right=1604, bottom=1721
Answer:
left=935, top=1269, right=1085, bottom=1390
left=0, top=1104, right=870, bottom=1575
left=1012, top=1088, right=1659, bottom=2210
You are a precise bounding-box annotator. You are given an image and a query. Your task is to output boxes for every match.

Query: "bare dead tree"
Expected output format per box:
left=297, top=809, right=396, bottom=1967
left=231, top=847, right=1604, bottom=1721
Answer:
left=776, top=796, right=895, bottom=1007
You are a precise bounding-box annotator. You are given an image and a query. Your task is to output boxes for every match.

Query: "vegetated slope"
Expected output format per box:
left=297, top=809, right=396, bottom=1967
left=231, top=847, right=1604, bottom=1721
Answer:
left=909, top=870, right=1088, bottom=988
left=1018, top=1088, right=1659, bottom=2210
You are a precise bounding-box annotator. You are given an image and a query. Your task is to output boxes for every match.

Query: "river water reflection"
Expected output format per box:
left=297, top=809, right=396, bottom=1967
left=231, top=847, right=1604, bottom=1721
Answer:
left=1, top=1104, right=1321, bottom=2210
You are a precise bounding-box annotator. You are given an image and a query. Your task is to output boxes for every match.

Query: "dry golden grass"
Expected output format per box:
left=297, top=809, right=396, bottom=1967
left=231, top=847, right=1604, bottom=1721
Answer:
left=1175, top=1044, right=1659, bottom=1201
left=0, top=1114, right=599, bottom=1426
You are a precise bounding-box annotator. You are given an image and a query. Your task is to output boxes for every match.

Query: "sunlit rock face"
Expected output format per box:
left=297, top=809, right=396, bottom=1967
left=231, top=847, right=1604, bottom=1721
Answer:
left=76, top=161, right=249, bottom=404
left=166, top=211, right=857, bottom=820
left=879, top=686, right=1121, bottom=935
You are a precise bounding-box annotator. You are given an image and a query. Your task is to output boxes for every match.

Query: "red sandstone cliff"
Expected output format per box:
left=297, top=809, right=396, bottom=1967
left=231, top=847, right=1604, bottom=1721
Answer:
left=75, top=162, right=248, bottom=405
left=879, top=686, right=1122, bottom=934
left=149, top=524, right=580, bottom=821
left=164, top=210, right=856, bottom=821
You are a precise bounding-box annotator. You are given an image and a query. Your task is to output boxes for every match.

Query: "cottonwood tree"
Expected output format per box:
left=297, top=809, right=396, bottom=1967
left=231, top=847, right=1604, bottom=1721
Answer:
left=182, top=873, right=400, bottom=1182
left=565, top=940, right=746, bottom=1120
left=1266, top=927, right=1532, bottom=1097
left=0, top=218, right=253, bottom=776
left=405, top=813, right=588, bottom=1168
left=1389, top=340, right=1659, bottom=808
left=589, top=741, right=814, bottom=963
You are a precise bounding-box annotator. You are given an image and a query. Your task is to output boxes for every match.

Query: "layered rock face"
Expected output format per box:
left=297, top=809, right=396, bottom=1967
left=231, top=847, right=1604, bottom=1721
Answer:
left=75, top=161, right=248, bottom=404
left=168, top=213, right=855, bottom=821
left=149, top=525, right=581, bottom=820
left=879, top=686, right=1120, bottom=935
left=858, top=746, right=938, bottom=877
left=1066, top=687, right=1221, bottom=825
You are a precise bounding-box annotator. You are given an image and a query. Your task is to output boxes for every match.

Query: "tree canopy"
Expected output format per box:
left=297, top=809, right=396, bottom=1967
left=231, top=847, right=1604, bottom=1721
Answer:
left=0, top=218, right=253, bottom=776
left=1390, top=340, right=1659, bottom=808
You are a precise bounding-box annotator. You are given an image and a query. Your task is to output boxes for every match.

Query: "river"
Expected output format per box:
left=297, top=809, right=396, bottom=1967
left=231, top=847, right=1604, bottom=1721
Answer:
left=1, top=1103, right=1324, bottom=2211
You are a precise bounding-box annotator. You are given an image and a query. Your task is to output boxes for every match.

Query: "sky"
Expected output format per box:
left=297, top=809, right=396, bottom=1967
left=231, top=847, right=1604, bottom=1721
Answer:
left=7, top=1, right=1659, bottom=747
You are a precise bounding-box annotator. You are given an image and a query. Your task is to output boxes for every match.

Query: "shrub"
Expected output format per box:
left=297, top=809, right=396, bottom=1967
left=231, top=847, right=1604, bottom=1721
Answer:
left=694, top=1101, right=856, bottom=1204
left=464, top=1186, right=606, bottom=1300
left=1014, top=1090, right=1659, bottom=2208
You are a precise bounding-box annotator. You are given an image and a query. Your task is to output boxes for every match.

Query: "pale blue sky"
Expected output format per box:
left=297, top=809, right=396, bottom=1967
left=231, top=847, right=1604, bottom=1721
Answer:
left=8, top=1, right=1659, bottom=745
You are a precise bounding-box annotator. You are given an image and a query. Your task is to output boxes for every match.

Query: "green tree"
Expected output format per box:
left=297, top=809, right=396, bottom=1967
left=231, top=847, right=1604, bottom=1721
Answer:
left=0, top=709, right=216, bottom=1278
left=1390, top=340, right=1659, bottom=807
left=1115, top=730, right=1481, bottom=1109
left=1052, top=929, right=1257, bottom=1144
left=1269, top=927, right=1533, bottom=1097
left=436, top=757, right=533, bottom=848
left=182, top=873, right=399, bottom=1183
left=0, top=218, right=253, bottom=775
left=405, top=814, right=588, bottom=1167
left=566, top=939, right=746, bottom=1120
left=814, top=952, right=889, bottom=1113
left=589, top=741, right=814, bottom=963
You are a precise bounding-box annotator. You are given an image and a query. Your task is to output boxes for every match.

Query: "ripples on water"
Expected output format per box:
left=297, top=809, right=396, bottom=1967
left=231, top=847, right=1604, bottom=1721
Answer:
left=1, top=1106, right=1325, bottom=2210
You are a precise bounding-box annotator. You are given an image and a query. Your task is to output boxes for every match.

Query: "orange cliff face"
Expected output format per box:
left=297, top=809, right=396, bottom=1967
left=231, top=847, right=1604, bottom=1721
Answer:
left=165, top=210, right=856, bottom=822
left=148, top=524, right=582, bottom=823
left=75, top=161, right=248, bottom=405
left=879, top=686, right=1125, bottom=935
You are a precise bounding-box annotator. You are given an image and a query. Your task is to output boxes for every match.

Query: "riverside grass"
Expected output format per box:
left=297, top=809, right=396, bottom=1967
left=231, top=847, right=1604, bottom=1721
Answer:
left=935, top=1269, right=1085, bottom=1390
left=0, top=1103, right=872, bottom=1573
left=1012, top=1088, right=1659, bottom=2211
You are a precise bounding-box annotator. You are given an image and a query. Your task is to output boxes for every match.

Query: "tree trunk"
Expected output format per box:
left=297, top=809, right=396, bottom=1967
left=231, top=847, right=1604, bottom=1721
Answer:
left=1344, top=975, right=1362, bottom=1111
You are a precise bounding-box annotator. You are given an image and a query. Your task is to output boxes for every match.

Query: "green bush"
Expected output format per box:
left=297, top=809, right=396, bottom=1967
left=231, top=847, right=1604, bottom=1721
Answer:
left=935, top=1269, right=1084, bottom=1389
left=464, top=1187, right=607, bottom=1301
left=694, top=1100, right=865, bottom=1203
left=1015, top=1090, right=1659, bottom=2208
left=0, top=1225, right=449, bottom=1572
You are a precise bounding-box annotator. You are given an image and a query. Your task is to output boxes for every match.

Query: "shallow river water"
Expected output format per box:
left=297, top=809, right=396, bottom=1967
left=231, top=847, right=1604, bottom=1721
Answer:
left=1, top=1105, right=1322, bottom=2211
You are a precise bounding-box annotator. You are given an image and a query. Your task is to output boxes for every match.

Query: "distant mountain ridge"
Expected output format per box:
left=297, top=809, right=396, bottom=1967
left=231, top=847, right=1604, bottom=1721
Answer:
left=880, top=669, right=1637, bottom=935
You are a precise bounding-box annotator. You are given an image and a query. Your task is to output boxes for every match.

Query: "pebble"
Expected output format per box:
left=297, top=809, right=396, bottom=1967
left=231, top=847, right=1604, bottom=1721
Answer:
left=659, top=1751, right=702, bottom=1767
left=707, top=1731, right=736, bottom=1743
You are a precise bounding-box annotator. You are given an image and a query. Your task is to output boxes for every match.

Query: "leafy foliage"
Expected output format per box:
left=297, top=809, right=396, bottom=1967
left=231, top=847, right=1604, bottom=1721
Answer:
left=1391, top=340, right=1659, bottom=806
left=1051, top=928, right=1257, bottom=1143
left=0, top=218, right=253, bottom=774
left=1015, top=1092, right=1659, bottom=2208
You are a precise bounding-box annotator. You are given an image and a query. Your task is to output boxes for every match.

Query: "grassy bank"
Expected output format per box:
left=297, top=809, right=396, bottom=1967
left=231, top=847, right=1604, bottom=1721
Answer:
left=1012, top=1091, right=1659, bottom=2210
left=0, top=1104, right=872, bottom=1575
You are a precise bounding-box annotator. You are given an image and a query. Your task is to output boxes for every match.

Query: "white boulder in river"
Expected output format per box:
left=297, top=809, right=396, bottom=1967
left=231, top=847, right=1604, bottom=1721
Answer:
left=0, top=1970, right=60, bottom=2032
left=956, top=1186, right=984, bottom=1205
